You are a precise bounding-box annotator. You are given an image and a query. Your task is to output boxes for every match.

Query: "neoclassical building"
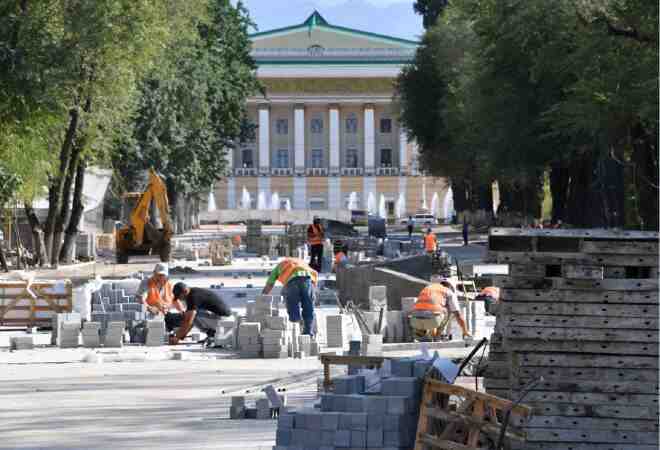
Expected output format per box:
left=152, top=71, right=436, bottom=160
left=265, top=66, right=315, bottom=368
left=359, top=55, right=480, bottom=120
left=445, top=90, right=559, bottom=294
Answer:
left=214, top=11, right=449, bottom=218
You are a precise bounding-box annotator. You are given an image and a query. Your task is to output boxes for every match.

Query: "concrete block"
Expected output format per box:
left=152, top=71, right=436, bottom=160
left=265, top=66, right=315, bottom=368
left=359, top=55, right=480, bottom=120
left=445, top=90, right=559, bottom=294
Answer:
left=367, top=413, right=384, bottom=430
left=231, top=396, right=246, bottom=408
left=9, top=336, right=34, bottom=350
left=381, top=377, right=421, bottom=397
left=367, top=429, right=384, bottom=447
left=350, top=430, right=366, bottom=448
left=320, top=431, right=335, bottom=446
left=364, top=395, right=387, bottom=414
left=334, top=375, right=365, bottom=395
left=291, top=429, right=306, bottom=445
left=334, top=430, right=351, bottom=447
left=413, top=360, right=432, bottom=378
left=275, top=429, right=291, bottom=446
left=390, top=358, right=415, bottom=377
left=347, top=395, right=366, bottom=413
left=229, top=405, right=245, bottom=419
left=303, top=410, right=321, bottom=430
left=386, top=397, right=412, bottom=415
left=339, top=412, right=352, bottom=429
left=350, top=412, right=368, bottom=431
left=320, top=412, right=339, bottom=431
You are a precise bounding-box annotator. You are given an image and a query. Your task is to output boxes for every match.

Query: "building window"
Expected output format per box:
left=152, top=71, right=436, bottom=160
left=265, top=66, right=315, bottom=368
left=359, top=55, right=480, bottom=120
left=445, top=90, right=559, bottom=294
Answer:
left=380, top=148, right=392, bottom=167
left=345, top=148, right=358, bottom=168
left=309, top=198, right=326, bottom=210
left=275, top=119, right=288, bottom=135
left=310, top=118, right=323, bottom=134
left=276, top=149, right=289, bottom=168
left=242, top=149, right=254, bottom=168
left=311, top=149, right=323, bottom=168
left=346, top=114, right=358, bottom=134
left=380, top=118, right=392, bottom=133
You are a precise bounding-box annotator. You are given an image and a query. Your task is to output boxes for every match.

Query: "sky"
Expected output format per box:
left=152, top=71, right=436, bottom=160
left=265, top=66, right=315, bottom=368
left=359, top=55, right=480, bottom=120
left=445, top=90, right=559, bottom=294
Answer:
left=240, top=0, right=424, bottom=41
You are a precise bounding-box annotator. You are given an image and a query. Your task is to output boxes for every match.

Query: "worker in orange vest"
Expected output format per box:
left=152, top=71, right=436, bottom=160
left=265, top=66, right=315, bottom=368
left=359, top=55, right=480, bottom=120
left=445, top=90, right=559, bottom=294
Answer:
left=307, top=216, right=325, bottom=272
left=136, top=263, right=185, bottom=316
left=262, top=258, right=318, bottom=335
left=334, top=245, right=349, bottom=271
left=424, top=228, right=437, bottom=254
left=410, top=277, right=471, bottom=340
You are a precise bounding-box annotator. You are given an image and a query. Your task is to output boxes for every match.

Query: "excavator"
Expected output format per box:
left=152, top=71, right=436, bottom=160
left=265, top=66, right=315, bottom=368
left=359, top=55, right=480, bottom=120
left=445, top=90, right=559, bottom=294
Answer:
left=115, top=169, right=173, bottom=264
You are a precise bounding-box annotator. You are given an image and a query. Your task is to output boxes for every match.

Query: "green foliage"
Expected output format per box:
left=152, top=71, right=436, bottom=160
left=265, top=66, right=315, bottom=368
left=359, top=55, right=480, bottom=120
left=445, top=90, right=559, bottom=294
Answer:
left=116, top=0, right=260, bottom=198
left=413, top=0, right=449, bottom=29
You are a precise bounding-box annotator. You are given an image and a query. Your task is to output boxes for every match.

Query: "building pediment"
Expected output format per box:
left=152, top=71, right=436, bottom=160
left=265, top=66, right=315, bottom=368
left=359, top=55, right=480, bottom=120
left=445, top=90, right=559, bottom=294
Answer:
left=250, top=11, right=417, bottom=65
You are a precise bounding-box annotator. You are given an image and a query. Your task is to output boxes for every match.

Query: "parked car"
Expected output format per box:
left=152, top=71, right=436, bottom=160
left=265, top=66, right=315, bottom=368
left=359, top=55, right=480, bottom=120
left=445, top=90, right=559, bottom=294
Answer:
left=399, top=213, right=438, bottom=226
left=350, top=210, right=368, bottom=226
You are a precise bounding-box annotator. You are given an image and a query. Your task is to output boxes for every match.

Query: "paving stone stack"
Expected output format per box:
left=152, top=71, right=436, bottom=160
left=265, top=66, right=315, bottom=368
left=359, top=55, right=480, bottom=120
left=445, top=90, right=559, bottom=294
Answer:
left=103, top=321, right=125, bottom=348
left=246, top=220, right=263, bottom=254
left=75, top=232, right=96, bottom=261
left=238, top=322, right=262, bottom=357
left=10, top=335, right=34, bottom=350
left=368, top=285, right=387, bottom=311
left=51, top=312, right=81, bottom=345
left=57, top=320, right=80, bottom=348
left=326, top=314, right=350, bottom=348
left=483, top=228, right=659, bottom=450
left=209, top=239, right=233, bottom=266
left=215, top=318, right=237, bottom=348
left=90, top=281, right=146, bottom=330
left=273, top=358, right=425, bottom=450
left=144, top=319, right=166, bottom=346
left=262, top=329, right=290, bottom=359
left=361, top=334, right=383, bottom=356
left=81, top=322, right=102, bottom=348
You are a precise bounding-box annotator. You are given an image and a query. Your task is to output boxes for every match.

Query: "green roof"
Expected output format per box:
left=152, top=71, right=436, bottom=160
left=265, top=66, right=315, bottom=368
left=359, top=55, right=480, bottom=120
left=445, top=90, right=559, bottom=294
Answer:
left=250, top=11, right=418, bottom=47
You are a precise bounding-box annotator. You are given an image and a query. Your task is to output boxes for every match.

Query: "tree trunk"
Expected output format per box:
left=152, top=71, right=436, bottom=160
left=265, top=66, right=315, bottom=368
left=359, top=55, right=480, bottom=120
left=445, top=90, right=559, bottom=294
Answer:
left=24, top=202, right=47, bottom=267
left=631, top=125, right=659, bottom=230
left=0, top=212, right=8, bottom=271
left=51, top=146, right=81, bottom=267
left=549, top=162, right=569, bottom=224
left=60, top=158, right=86, bottom=264
left=44, top=108, right=79, bottom=262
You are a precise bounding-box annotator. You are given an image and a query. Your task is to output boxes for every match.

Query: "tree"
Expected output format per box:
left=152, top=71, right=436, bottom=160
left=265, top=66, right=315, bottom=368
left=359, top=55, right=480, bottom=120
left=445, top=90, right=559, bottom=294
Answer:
left=114, top=0, right=260, bottom=233
left=413, top=0, right=449, bottom=29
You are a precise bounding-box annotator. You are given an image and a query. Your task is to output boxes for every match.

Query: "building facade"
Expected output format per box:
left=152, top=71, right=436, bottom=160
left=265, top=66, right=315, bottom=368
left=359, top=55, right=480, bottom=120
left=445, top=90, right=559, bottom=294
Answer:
left=214, top=12, right=450, bottom=219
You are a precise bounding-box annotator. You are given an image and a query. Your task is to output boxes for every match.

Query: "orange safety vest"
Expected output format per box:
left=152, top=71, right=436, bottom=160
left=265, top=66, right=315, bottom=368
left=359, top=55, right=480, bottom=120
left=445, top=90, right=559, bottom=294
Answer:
left=335, top=252, right=346, bottom=265
left=277, top=258, right=318, bottom=286
left=308, top=223, right=324, bottom=246
left=414, top=283, right=450, bottom=313
left=481, top=287, right=500, bottom=300
left=424, top=233, right=437, bottom=252
left=145, top=278, right=174, bottom=308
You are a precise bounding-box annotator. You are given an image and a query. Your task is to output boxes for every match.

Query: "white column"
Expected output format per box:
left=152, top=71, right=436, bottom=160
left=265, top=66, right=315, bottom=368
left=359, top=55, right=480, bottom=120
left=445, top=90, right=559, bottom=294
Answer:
left=294, top=177, right=306, bottom=210
left=328, top=178, right=341, bottom=209
left=364, top=105, right=375, bottom=175
left=329, top=105, right=340, bottom=175
left=227, top=178, right=236, bottom=209
left=399, top=128, right=408, bottom=175
left=294, top=105, right=305, bottom=175
left=223, top=146, right=234, bottom=176
left=258, top=105, right=270, bottom=175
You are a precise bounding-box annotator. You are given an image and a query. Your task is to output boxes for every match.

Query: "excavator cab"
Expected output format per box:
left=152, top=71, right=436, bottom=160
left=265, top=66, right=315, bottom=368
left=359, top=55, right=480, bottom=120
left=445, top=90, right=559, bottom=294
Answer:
left=115, top=169, right=173, bottom=264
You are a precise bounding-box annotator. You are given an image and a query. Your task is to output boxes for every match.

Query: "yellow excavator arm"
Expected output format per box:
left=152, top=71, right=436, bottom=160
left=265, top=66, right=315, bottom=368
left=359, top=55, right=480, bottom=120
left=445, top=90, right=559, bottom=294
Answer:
left=129, top=169, right=172, bottom=245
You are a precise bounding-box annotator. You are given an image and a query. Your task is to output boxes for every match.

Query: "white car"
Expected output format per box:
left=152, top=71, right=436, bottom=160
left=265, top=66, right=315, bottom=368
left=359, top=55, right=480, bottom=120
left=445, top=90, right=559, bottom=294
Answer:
left=400, top=214, right=437, bottom=226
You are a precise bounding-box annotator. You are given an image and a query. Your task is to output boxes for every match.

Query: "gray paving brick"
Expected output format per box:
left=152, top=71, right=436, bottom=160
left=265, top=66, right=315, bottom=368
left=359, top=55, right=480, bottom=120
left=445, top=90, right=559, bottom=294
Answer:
left=291, top=429, right=306, bottom=445
left=390, top=358, right=415, bottom=377
left=277, top=413, right=295, bottom=429
left=367, top=429, right=384, bottom=447
left=381, top=377, right=421, bottom=397
left=320, top=412, right=339, bottom=431
left=367, top=413, right=384, bottom=430
left=350, top=412, right=368, bottom=431
left=386, top=396, right=412, bottom=415
left=334, top=430, right=351, bottom=447
left=350, top=430, right=366, bottom=448
left=275, top=429, right=291, bottom=446
left=347, top=395, right=366, bottom=413
left=320, top=431, right=335, bottom=446
left=364, top=395, right=387, bottom=414
left=339, top=412, right=353, bottom=430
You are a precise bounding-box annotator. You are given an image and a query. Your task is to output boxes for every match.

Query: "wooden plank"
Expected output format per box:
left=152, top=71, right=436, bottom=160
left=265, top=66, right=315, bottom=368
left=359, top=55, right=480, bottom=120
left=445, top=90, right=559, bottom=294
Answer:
left=499, top=289, right=658, bottom=304
left=511, top=391, right=658, bottom=407
left=503, top=338, right=658, bottom=356
left=506, top=378, right=658, bottom=394
left=526, top=429, right=658, bottom=444
left=515, top=353, right=658, bottom=369
left=505, top=327, right=658, bottom=343
left=582, top=240, right=659, bottom=255
left=501, top=302, right=657, bottom=317
left=515, top=367, right=658, bottom=383
left=508, top=264, right=546, bottom=277
left=487, top=252, right=658, bottom=267
left=524, top=443, right=659, bottom=450
left=489, top=228, right=659, bottom=240
left=492, top=276, right=658, bottom=291
left=501, top=314, right=658, bottom=329
left=426, top=380, right=532, bottom=417
left=605, top=266, right=627, bottom=278
left=425, top=407, right=527, bottom=442
left=562, top=264, right=604, bottom=280
left=526, top=415, right=659, bottom=431
left=419, top=434, right=484, bottom=450
left=414, top=382, right=434, bottom=450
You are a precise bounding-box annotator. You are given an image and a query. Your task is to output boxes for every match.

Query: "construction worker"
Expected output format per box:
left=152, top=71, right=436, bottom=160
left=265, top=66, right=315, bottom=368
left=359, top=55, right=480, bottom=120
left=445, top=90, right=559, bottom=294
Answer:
left=424, top=228, right=437, bottom=254
left=407, top=215, right=414, bottom=238
left=262, top=258, right=318, bottom=335
left=410, top=277, right=471, bottom=340
left=334, top=245, right=349, bottom=271
left=136, top=263, right=184, bottom=316
left=477, top=286, right=500, bottom=313
left=168, top=283, right=232, bottom=345
left=307, top=216, right=325, bottom=272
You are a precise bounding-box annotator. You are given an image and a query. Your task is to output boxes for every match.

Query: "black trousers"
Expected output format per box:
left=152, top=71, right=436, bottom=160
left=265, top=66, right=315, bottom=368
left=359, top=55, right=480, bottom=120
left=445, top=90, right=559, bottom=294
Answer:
left=310, top=244, right=323, bottom=272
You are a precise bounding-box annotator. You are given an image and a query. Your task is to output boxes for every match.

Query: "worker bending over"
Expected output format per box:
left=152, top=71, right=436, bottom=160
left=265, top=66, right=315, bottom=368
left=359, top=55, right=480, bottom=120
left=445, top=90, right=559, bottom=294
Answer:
left=410, top=277, right=471, bottom=340
left=476, top=286, right=500, bottom=314
left=262, top=258, right=318, bottom=336
left=307, top=216, right=325, bottom=272
left=334, top=245, right=349, bottom=271
left=136, top=263, right=185, bottom=316
left=168, top=283, right=231, bottom=345
left=424, top=228, right=437, bottom=254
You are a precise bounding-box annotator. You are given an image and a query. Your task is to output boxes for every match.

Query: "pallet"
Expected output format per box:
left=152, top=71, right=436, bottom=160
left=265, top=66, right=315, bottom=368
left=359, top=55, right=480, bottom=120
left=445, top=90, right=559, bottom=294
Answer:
left=0, top=280, right=73, bottom=327
left=414, top=379, right=532, bottom=450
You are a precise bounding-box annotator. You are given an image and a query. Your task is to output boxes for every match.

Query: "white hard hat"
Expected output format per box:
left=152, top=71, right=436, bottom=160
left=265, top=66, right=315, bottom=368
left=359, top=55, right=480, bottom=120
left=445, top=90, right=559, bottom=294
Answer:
left=153, top=263, right=169, bottom=277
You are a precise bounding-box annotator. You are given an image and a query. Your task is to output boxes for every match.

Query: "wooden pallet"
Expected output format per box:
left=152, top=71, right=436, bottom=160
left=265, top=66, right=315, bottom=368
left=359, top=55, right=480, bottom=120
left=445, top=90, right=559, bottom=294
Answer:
left=0, top=280, right=73, bottom=327
left=484, top=228, right=660, bottom=448
left=414, top=378, right=532, bottom=450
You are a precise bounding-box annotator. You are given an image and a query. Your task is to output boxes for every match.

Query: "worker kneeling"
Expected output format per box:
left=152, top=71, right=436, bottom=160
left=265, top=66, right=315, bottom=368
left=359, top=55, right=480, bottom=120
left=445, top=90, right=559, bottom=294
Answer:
left=410, top=277, right=472, bottom=341
left=262, top=258, right=318, bottom=336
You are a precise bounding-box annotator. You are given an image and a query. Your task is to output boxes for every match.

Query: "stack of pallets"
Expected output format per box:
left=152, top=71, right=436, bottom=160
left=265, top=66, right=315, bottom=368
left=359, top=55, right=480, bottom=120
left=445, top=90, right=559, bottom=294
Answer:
left=246, top=220, right=262, bottom=254
left=209, top=239, right=233, bottom=265
left=484, top=228, right=659, bottom=450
